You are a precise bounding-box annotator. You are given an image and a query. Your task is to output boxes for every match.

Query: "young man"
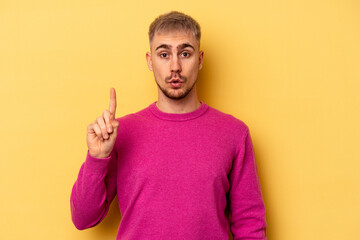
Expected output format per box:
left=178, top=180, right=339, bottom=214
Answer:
left=71, top=11, right=267, bottom=239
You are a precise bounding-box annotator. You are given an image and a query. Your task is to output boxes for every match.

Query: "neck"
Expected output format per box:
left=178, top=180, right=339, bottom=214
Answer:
left=156, top=87, right=201, bottom=114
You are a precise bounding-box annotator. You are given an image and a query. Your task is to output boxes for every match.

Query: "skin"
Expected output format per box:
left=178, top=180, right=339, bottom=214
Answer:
left=87, top=88, right=119, bottom=158
left=146, top=30, right=204, bottom=113
left=87, top=29, right=204, bottom=158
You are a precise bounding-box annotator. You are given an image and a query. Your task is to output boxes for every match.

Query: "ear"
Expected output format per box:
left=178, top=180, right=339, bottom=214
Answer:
left=198, top=51, right=204, bottom=70
left=146, top=52, right=153, bottom=71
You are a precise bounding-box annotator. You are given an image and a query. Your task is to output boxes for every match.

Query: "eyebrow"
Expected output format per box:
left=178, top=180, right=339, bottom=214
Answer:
left=155, top=44, right=171, bottom=51
left=155, top=43, right=195, bottom=51
left=177, top=43, right=195, bottom=51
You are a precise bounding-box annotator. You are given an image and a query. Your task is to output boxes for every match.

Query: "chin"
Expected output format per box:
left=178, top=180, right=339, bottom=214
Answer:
left=165, top=89, right=191, bottom=100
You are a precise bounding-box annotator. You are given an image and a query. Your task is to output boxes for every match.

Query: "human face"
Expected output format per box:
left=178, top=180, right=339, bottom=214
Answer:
left=146, top=30, right=204, bottom=100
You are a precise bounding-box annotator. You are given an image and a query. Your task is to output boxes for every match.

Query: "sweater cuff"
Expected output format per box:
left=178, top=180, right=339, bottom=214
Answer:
left=84, top=150, right=113, bottom=175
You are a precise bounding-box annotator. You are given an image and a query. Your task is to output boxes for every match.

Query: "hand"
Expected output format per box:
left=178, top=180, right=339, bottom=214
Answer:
left=86, top=88, right=119, bottom=158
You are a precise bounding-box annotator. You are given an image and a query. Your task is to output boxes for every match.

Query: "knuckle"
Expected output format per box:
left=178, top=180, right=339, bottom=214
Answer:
left=100, top=125, right=107, bottom=134
left=104, top=115, right=111, bottom=123
left=100, top=126, right=106, bottom=133
left=112, top=120, right=119, bottom=127
left=95, top=130, right=100, bottom=136
left=103, top=110, right=110, bottom=116
left=95, top=124, right=102, bottom=132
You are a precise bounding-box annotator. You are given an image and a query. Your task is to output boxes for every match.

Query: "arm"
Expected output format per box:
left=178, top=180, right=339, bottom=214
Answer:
left=228, top=127, right=267, bottom=239
left=70, top=88, right=119, bottom=230
left=70, top=150, right=117, bottom=230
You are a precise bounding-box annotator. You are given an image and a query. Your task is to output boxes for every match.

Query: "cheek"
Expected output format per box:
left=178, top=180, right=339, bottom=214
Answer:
left=152, top=63, right=168, bottom=81
left=153, top=66, right=165, bottom=76
left=185, top=60, right=199, bottom=74
left=152, top=60, right=168, bottom=73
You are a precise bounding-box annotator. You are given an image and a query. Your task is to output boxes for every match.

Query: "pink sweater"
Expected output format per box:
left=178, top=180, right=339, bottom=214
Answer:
left=70, top=101, right=266, bottom=239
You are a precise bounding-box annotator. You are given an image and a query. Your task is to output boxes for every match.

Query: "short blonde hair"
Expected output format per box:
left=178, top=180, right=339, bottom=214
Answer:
left=148, top=11, right=201, bottom=47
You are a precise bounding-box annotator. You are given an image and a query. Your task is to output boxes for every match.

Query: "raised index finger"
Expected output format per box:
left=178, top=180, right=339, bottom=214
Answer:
left=109, top=87, right=117, bottom=116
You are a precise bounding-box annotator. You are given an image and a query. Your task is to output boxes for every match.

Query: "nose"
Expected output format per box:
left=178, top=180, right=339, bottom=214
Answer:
left=170, top=56, right=181, bottom=73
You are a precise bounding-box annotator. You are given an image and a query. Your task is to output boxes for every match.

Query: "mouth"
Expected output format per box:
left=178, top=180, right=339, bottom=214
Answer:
left=169, top=78, right=182, bottom=83
left=169, top=79, right=182, bottom=88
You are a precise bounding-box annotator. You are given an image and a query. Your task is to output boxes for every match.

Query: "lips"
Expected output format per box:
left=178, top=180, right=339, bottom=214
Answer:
left=169, top=79, right=182, bottom=88
left=169, top=79, right=182, bottom=83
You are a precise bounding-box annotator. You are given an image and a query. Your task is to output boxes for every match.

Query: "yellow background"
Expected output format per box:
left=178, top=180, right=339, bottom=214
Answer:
left=1, top=0, right=359, bottom=239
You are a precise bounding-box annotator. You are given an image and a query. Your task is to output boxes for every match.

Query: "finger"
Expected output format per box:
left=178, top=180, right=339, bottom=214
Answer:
left=109, top=88, right=117, bottom=117
left=111, top=119, right=119, bottom=129
left=92, top=122, right=104, bottom=141
left=103, top=110, right=113, bottom=133
left=87, top=123, right=95, bottom=135
left=110, top=119, right=119, bottom=139
left=97, top=116, right=109, bottom=140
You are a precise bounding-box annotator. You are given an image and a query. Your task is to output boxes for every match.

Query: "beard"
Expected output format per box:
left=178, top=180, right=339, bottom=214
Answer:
left=155, top=73, right=197, bottom=100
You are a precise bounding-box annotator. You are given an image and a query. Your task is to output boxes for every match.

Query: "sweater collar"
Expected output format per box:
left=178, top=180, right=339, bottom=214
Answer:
left=148, top=101, right=209, bottom=121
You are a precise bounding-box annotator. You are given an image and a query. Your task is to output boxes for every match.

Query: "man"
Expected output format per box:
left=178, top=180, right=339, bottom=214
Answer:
left=71, top=11, right=267, bottom=239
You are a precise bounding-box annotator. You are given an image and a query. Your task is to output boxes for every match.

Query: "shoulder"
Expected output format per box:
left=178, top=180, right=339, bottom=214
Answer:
left=115, top=103, right=152, bottom=122
left=204, top=104, right=252, bottom=154
left=206, top=104, right=249, bottom=134
left=114, top=103, right=154, bottom=131
left=112, top=105, right=152, bottom=146
left=115, top=112, right=141, bottom=122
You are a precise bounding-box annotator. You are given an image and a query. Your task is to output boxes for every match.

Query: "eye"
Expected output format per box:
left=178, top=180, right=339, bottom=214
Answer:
left=160, top=53, right=168, bottom=58
left=181, top=52, right=190, bottom=57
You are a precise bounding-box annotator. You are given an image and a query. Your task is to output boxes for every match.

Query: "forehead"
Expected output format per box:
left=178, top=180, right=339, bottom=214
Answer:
left=151, top=30, right=198, bottom=51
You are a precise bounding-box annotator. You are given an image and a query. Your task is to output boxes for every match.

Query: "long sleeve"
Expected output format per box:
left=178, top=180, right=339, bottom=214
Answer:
left=228, top=128, right=267, bottom=239
left=70, top=150, right=117, bottom=230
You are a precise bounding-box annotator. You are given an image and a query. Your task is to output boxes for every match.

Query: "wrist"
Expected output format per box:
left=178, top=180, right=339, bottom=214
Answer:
left=88, top=150, right=111, bottom=159
left=85, top=151, right=112, bottom=174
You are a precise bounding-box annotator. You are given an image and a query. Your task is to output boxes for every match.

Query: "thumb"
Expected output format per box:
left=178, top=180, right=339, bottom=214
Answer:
left=111, top=119, right=119, bottom=135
